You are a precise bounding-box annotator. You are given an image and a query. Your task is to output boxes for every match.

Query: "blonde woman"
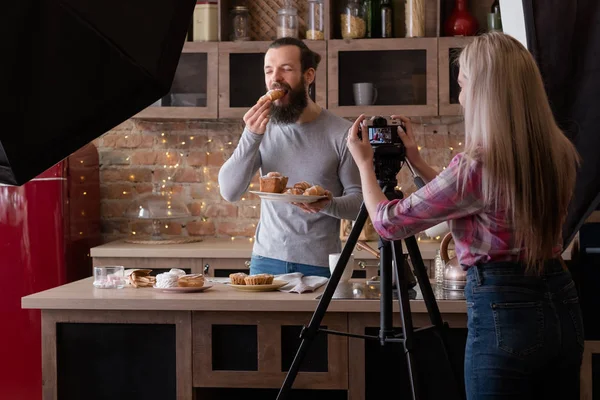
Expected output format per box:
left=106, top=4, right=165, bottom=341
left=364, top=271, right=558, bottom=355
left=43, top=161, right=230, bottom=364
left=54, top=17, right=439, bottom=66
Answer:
left=347, top=32, right=583, bottom=399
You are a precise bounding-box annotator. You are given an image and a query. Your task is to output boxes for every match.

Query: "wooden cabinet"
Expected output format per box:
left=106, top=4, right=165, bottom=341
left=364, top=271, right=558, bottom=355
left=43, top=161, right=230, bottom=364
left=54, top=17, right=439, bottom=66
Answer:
left=218, top=40, right=327, bottom=119
left=438, top=36, right=474, bottom=116
left=135, top=42, right=218, bottom=119
left=327, top=37, right=438, bottom=117
left=192, top=311, right=348, bottom=390
left=129, top=1, right=502, bottom=120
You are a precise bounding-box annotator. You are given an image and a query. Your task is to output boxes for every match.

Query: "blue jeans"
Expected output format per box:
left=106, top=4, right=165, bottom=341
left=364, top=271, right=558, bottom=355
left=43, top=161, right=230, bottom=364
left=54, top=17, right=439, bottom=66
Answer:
left=464, top=260, right=584, bottom=400
left=250, top=254, right=330, bottom=278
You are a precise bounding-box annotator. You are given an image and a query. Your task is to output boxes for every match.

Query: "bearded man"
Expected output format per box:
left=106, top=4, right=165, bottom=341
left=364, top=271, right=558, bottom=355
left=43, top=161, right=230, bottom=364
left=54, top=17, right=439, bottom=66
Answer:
left=218, top=37, right=363, bottom=277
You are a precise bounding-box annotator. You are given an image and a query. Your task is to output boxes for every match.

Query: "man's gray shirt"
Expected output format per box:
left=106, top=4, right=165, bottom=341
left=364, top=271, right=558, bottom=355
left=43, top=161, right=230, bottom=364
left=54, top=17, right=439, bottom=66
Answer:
left=218, top=108, right=363, bottom=269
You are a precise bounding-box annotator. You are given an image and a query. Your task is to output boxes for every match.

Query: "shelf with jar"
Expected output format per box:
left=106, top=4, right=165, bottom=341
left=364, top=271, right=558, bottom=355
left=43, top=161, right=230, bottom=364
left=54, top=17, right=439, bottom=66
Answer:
left=131, top=0, right=504, bottom=120
left=134, top=42, right=218, bottom=120
left=327, top=37, right=438, bottom=117
left=218, top=40, right=327, bottom=119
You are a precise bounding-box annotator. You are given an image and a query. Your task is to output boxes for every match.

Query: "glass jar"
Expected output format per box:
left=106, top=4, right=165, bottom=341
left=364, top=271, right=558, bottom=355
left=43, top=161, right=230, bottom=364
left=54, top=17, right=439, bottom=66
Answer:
left=230, top=5, right=250, bottom=41
left=277, top=4, right=299, bottom=39
left=380, top=0, right=393, bottom=38
left=193, top=1, right=218, bottom=41
left=341, top=0, right=366, bottom=39
left=306, top=0, right=325, bottom=40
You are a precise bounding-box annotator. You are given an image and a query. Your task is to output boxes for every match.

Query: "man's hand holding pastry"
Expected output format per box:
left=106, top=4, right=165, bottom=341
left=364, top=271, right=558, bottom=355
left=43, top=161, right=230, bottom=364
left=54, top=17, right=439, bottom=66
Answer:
left=293, top=190, right=333, bottom=213
left=243, top=89, right=286, bottom=135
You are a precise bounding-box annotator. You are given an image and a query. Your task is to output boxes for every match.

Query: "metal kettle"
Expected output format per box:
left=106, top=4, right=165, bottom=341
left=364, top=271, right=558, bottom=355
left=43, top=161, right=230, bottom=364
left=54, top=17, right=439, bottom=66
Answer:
left=440, top=233, right=467, bottom=291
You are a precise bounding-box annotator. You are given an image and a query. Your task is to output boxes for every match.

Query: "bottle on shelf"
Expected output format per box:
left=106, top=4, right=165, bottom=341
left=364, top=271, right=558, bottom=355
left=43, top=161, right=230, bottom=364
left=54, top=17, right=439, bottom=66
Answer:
left=380, top=0, right=393, bottom=38
left=487, top=0, right=503, bottom=32
left=434, top=249, right=444, bottom=285
left=341, top=0, right=367, bottom=39
left=277, top=1, right=299, bottom=39
left=230, top=5, right=250, bottom=41
left=444, top=0, right=478, bottom=37
left=306, top=0, right=325, bottom=40
left=405, top=0, right=425, bottom=37
left=192, top=0, right=218, bottom=42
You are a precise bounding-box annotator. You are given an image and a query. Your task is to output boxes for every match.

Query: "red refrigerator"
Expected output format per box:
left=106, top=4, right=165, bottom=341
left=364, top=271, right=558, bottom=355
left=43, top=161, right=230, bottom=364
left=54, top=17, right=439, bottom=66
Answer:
left=0, top=143, right=101, bottom=400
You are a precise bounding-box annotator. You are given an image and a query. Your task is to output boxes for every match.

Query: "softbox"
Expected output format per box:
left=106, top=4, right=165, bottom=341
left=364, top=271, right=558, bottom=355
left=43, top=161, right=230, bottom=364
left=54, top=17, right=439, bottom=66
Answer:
left=522, top=0, right=600, bottom=246
left=0, top=0, right=196, bottom=186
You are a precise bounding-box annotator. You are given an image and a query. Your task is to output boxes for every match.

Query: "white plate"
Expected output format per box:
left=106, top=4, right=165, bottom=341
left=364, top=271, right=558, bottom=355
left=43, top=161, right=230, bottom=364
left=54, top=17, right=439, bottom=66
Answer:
left=229, top=280, right=287, bottom=292
left=154, top=284, right=213, bottom=293
left=249, top=191, right=327, bottom=204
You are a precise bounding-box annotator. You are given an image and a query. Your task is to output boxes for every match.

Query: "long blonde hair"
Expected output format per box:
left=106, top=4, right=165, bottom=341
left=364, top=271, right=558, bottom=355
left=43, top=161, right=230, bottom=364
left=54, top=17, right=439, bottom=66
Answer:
left=458, top=32, right=580, bottom=273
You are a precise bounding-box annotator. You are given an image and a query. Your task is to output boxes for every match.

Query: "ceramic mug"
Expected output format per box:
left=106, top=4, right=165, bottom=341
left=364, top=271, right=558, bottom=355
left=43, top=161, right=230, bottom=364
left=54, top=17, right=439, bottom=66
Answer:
left=353, top=82, right=378, bottom=106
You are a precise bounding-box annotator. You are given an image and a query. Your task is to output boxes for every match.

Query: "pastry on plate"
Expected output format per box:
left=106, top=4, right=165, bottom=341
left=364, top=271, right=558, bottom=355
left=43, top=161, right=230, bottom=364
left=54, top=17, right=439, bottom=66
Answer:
left=229, top=272, right=248, bottom=285
left=304, top=185, right=326, bottom=196
left=259, top=171, right=288, bottom=193
left=284, top=187, right=304, bottom=195
left=244, top=273, right=274, bottom=285
left=155, top=272, right=179, bottom=288
left=178, top=274, right=205, bottom=288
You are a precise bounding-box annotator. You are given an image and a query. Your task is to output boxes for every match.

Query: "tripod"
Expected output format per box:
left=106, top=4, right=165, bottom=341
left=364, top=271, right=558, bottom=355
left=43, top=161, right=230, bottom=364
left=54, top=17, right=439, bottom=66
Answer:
left=277, top=165, right=461, bottom=399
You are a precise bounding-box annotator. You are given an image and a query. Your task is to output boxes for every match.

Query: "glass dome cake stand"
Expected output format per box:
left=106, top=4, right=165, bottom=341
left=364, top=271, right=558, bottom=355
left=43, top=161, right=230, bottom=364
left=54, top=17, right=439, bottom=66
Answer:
left=123, top=184, right=202, bottom=244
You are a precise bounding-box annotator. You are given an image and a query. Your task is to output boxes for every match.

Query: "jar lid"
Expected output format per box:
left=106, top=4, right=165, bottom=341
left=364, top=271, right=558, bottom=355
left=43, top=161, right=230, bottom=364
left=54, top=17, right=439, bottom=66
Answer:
left=233, top=5, right=248, bottom=11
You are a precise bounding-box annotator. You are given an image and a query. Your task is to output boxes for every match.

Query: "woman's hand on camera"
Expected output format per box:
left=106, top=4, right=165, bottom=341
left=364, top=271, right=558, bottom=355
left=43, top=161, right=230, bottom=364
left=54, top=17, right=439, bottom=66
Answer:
left=391, top=115, right=421, bottom=164
left=347, top=114, right=374, bottom=169
left=243, top=98, right=271, bottom=135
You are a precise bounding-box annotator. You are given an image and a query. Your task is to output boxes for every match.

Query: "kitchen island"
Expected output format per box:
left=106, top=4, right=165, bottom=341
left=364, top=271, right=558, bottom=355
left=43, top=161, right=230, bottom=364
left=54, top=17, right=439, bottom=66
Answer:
left=22, top=276, right=469, bottom=400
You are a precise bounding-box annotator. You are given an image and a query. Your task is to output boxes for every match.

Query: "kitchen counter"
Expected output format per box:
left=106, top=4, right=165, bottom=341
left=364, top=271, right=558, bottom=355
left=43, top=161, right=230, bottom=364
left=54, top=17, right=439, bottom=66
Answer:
left=21, top=276, right=467, bottom=314
left=89, top=237, right=446, bottom=260
left=23, top=276, right=469, bottom=400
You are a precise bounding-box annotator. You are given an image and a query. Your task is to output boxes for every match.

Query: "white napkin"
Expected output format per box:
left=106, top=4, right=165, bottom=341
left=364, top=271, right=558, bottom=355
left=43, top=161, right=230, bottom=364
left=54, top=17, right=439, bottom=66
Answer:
left=275, top=272, right=328, bottom=294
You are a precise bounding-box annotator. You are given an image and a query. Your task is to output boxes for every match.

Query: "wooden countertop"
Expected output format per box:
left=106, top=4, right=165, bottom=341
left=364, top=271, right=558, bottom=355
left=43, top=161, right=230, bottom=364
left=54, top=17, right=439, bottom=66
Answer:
left=90, top=238, right=453, bottom=261
left=90, top=237, right=572, bottom=261
left=21, top=277, right=468, bottom=314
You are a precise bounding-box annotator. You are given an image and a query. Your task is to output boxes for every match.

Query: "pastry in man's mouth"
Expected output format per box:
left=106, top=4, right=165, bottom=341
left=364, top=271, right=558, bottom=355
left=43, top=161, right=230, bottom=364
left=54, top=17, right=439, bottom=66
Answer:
left=261, top=89, right=286, bottom=101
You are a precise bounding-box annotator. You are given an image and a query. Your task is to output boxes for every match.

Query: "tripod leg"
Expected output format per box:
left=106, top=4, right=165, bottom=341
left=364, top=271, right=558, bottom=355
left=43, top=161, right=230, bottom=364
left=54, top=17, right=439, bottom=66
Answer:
left=391, top=240, right=419, bottom=400
left=276, top=204, right=370, bottom=400
left=403, top=235, right=444, bottom=330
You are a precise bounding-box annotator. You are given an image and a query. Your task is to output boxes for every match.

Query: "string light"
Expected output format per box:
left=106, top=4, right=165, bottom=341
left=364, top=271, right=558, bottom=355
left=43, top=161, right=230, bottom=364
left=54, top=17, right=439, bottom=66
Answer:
left=458, top=142, right=462, bottom=146
left=83, top=191, right=87, bottom=195
left=190, top=136, right=195, bottom=140
left=80, top=160, right=84, bottom=164
left=449, top=147, right=454, bottom=151
left=231, top=236, right=235, bottom=241
left=124, top=135, right=129, bottom=139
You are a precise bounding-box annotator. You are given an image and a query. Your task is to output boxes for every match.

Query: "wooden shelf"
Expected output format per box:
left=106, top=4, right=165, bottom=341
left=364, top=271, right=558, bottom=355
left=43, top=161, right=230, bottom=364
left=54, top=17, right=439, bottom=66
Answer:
left=131, top=0, right=497, bottom=120
left=328, top=37, right=438, bottom=117
left=438, top=36, right=474, bottom=116
left=134, top=42, right=219, bottom=120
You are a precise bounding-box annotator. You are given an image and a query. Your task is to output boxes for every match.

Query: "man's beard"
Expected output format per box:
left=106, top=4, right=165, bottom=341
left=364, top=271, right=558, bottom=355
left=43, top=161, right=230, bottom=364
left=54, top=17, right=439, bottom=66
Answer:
left=270, top=78, right=308, bottom=124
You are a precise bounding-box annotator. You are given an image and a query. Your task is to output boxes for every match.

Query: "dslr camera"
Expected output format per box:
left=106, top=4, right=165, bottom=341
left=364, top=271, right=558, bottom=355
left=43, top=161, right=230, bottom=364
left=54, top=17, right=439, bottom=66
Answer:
left=360, top=116, right=405, bottom=147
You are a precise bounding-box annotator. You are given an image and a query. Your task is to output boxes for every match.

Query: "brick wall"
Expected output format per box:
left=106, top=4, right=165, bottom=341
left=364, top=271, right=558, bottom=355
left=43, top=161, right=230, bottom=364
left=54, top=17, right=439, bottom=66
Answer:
left=94, top=116, right=465, bottom=243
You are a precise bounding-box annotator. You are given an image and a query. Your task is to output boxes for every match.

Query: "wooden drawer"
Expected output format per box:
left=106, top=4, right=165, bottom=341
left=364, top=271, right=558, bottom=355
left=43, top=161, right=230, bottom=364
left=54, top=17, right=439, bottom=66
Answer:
left=192, top=311, right=348, bottom=390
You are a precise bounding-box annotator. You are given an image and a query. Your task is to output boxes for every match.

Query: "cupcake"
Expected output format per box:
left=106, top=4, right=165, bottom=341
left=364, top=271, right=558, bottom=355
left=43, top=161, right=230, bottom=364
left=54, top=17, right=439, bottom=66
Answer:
left=229, top=272, right=248, bottom=285
left=259, top=172, right=288, bottom=193
left=244, top=273, right=274, bottom=285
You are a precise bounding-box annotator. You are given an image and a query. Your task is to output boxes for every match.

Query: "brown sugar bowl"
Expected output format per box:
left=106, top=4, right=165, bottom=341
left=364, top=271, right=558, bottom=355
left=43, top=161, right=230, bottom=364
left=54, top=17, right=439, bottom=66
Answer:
left=259, top=172, right=288, bottom=193
left=244, top=273, right=274, bottom=285
left=229, top=272, right=248, bottom=285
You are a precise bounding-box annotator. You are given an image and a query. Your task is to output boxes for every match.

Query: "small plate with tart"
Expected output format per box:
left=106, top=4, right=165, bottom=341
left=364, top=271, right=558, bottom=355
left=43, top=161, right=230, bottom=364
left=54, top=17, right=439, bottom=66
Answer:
left=229, top=280, right=287, bottom=292
left=155, top=284, right=213, bottom=293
